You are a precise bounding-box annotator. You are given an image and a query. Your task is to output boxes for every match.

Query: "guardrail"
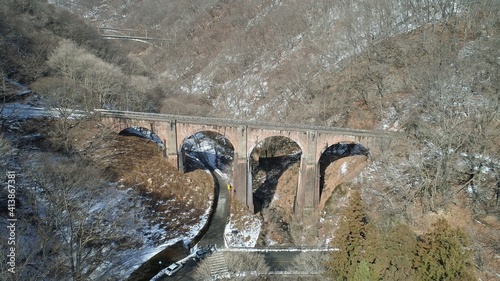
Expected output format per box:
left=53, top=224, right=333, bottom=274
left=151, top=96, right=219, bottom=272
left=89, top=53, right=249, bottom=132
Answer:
left=221, top=247, right=338, bottom=252
left=95, top=109, right=401, bottom=138
left=213, top=270, right=325, bottom=280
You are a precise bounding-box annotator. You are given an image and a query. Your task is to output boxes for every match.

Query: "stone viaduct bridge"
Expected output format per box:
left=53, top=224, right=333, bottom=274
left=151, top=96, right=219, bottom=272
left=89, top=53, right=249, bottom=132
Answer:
left=97, top=109, right=398, bottom=219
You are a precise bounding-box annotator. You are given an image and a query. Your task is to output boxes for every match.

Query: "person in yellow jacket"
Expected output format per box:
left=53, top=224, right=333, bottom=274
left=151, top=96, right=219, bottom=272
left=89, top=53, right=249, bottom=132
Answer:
left=227, top=183, right=233, bottom=198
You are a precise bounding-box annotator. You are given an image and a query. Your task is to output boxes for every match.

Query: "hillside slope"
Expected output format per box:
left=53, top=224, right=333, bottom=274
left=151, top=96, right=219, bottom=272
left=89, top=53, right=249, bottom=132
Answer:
left=0, top=118, right=214, bottom=280
left=54, top=0, right=498, bottom=129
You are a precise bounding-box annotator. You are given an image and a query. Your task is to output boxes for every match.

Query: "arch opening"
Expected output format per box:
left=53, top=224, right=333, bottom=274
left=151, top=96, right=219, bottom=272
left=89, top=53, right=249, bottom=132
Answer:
left=250, top=136, right=302, bottom=214
left=118, top=126, right=164, bottom=148
left=180, top=131, right=234, bottom=174
left=318, top=142, right=369, bottom=199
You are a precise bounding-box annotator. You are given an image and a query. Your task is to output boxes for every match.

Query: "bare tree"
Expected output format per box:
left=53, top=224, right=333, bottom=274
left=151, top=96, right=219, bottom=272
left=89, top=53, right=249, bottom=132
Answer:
left=402, top=15, right=500, bottom=212
left=192, top=258, right=212, bottom=281
left=47, top=39, right=127, bottom=110
left=0, top=134, right=15, bottom=161
left=29, top=157, right=143, bottom=281
left=289, top=252, right=328, bottom=279
left=225, top=252, right=270, bottom=279
left=31, top=77, right=88, bottom=152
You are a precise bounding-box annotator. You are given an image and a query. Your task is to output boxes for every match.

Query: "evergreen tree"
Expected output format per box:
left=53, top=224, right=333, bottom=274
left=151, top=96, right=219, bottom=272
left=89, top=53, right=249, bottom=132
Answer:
left=414, top=218, right=475, bottom=281
left=353, top=260, right=374, bottom=280
left=378, top=223, right=418, bottom=281
left=326, top=190, right=380, bottom=280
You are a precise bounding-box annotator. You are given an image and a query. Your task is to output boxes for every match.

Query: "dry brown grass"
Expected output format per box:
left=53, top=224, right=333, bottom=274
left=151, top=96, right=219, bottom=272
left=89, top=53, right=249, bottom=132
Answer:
left=103, top=136, right=213, bottom=229
left=229, top=197, right=255, bottom=230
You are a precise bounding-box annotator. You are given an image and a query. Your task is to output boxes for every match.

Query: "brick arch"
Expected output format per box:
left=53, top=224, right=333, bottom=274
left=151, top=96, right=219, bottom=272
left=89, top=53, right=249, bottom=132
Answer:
left=178, top=130, right=237, bottom=156
left=175, top=123, right=240, bottom=155
left=317, top=141, right=368, bottom=163
left=178, top=130, right=236, bottom=160
left=246, top=128, right=309, bottom=159
left=317, top=141, right=368, bottom=191
left=101, top=117, right=169, bottom=144
left=314, top=134, right=378, bottom=164
left=118, top=126, right=165, bottom=147
left=317, top=141, right=369, bottom=159
left=247, top=135, right=304, bottom=160
left=315, top=134, right=356, bottom=163
left=178, top=129, right=236, bottom=174
left=248, top=134, right=303, bottom=214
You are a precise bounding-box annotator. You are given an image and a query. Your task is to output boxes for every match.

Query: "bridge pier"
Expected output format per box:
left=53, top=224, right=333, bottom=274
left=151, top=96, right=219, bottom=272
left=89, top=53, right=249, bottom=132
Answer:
left=295, top=131, right=320, bottom=221
left=247, top=158, right=254, bottom=212
left=232, top=125, right=254, bottom=212
left=233, top=157, right=253, bottom=211
left=163, top=121, right=179, bottom=168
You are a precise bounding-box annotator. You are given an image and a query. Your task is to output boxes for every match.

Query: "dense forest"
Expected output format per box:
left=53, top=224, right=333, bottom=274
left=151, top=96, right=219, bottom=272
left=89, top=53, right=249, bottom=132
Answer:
left=1, top=0, right=499, bottom=280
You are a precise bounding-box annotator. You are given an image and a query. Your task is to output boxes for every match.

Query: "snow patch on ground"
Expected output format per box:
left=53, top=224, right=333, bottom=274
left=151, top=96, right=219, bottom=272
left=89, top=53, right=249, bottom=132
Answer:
left=96, top=190, right=212, bottom=279
left=340, top=161, right=348, bottom=175
left=224, top=215, right=262, bottom=248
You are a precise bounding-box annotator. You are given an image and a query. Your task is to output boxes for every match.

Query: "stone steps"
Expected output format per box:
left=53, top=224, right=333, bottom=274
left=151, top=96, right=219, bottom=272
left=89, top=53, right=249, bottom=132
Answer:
left=208, top=251, right=229, bottom=278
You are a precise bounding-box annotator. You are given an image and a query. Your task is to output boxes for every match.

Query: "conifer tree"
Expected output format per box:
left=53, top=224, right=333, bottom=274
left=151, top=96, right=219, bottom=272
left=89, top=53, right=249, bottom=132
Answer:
left=353, top=260, right=373, bottom=280
left=378, top=223, right=418, bottom=281
left=326, top=190, right=380, bottom=280
left=414, top=218, right=475, bottom=281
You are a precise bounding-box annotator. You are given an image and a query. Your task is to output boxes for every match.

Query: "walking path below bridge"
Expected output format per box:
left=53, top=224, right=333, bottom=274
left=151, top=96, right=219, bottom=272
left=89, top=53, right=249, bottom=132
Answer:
left=154, top=170, right=334, bottom=280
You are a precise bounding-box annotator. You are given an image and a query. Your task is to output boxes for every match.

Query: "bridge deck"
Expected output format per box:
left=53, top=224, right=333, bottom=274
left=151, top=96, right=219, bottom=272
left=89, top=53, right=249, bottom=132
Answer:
left=95, top=109, right=400, bottom=138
